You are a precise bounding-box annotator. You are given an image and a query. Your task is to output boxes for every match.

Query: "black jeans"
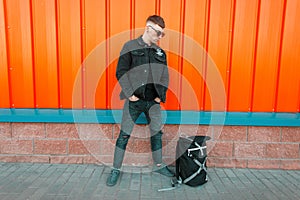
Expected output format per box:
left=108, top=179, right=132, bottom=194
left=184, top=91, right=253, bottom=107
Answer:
left=113, top=99, right=163, bottom=169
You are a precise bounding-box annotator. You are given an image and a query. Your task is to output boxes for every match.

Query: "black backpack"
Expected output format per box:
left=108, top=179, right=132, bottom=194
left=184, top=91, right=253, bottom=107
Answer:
left=174, top=136, right=210, bottom=187
left=158, top=135, right=210, bottom=191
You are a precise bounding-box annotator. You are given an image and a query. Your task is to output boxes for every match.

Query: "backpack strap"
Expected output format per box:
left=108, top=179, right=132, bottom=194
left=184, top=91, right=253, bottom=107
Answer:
left=182, top=157, right=207, bottom=184
left=187, top=144, right=207, bottom=157
left=158, top=177, right=182, bottom=192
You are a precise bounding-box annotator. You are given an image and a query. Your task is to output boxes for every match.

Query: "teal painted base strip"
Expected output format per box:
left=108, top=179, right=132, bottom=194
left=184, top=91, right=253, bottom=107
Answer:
left=0, top=109, right=299, bottom=126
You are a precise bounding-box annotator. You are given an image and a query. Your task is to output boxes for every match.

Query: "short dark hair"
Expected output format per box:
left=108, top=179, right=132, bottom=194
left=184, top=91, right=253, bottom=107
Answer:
left=146, top=15, right=165, bottom=29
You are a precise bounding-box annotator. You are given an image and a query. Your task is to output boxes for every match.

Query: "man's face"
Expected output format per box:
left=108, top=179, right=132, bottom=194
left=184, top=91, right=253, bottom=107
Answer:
left=147, top=23, right=165, bottom=44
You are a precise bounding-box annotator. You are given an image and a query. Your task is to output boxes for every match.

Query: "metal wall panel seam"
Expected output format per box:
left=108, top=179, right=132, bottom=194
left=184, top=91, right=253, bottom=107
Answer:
left=80, top=0, right=86, bottom=109
left=177, top=0, right=186, bottom=108
left=29, top=0, right=37, bottom=108
left=249, top=0, right=261, bottom=112
left=225, top=0, right=236, bottom=112
left=130, top=0, right=135, bottom=40
left=55, top=0, right=62, bottom=108
left=298, top=85, right=300, bottom=112
left=274, top=0, right=287, bottom=112
left=201, top=0, right=211, bottom=111
left=0, top=0, right=9, bottom=107
left=2, top=0, right=12, bottom=108
left=155, top=0, right=161, bottom=15
left=105, top=0, right=110, bottom=109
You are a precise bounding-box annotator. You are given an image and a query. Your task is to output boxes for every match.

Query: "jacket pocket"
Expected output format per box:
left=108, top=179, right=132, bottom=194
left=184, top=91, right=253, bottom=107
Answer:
left=131, top=50, right=145, bottom=56
left=131, top=50, right=145, bottom=68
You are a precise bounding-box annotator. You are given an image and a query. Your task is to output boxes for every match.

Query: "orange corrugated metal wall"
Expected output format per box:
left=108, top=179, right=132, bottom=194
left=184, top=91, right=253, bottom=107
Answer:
left=0, top=0, right=299, bottom=112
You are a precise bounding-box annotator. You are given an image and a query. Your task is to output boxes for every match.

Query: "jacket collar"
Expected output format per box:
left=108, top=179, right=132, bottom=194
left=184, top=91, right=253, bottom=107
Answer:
left=137, top=35, right=157, bottom=48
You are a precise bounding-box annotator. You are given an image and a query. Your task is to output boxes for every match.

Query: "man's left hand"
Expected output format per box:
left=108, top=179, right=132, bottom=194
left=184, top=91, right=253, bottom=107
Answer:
left=154, top=97, right=161, bottom=103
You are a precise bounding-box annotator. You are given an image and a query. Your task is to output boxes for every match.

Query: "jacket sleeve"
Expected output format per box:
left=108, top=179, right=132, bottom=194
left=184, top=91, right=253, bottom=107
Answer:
left=116, top=44, right=134, bottom=98
left=160, top=60, right=169, bottom=103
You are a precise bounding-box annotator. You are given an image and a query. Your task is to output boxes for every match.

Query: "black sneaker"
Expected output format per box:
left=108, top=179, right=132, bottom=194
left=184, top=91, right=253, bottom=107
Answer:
left=153, top=163, right=175, bottom=177
left=106, top=169, right=120, bottom=186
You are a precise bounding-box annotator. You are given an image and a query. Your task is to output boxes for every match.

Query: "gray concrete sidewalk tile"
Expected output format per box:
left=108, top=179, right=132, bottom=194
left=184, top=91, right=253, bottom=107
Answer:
left=0, top=162, right=299, bottom=200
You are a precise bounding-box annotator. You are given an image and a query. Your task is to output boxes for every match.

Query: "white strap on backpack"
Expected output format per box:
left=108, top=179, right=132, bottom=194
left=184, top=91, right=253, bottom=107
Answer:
left=182, top=157, right=207, bottom=184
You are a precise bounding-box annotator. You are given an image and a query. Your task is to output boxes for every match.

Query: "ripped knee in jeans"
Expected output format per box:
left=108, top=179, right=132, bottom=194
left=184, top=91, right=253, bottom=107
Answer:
left=116, top=131, right=130, bottom=150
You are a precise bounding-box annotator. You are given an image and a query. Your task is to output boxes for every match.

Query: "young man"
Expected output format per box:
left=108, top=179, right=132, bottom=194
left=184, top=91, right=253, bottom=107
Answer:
left=106, top=15, right=174, bottom=187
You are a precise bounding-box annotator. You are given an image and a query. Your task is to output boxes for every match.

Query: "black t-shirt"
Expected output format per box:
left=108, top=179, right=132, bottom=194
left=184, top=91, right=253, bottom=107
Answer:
left=144, top=83, right=158, bottom=101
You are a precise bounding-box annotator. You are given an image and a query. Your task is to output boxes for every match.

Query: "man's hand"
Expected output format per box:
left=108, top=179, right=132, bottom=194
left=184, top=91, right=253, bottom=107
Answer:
left=154, top=97, right=161, bottom=103
left=129, top=95, right=139, bottom=102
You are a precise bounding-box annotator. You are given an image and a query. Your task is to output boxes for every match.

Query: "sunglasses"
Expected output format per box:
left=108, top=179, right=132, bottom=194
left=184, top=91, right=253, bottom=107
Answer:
left=148, top=25, right=165, bottom=37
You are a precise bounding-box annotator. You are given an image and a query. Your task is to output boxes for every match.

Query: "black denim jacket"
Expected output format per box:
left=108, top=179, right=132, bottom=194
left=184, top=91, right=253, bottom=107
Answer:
left=116, top=36, right=169, bottom=102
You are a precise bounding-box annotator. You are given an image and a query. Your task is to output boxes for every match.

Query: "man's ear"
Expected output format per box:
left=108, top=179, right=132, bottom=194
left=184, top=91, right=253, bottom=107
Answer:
left=146, top=26, right=150, bottom=33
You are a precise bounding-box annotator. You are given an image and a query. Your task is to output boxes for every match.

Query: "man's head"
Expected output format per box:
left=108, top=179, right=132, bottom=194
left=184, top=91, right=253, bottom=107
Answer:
left=146, top=15, right=165, bottom=29
left=143, top=15, right=165, bottom=45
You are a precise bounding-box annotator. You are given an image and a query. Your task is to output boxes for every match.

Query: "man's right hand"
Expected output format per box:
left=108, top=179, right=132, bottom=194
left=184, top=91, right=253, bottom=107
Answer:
left=128, top=95, right=139, bottom=102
